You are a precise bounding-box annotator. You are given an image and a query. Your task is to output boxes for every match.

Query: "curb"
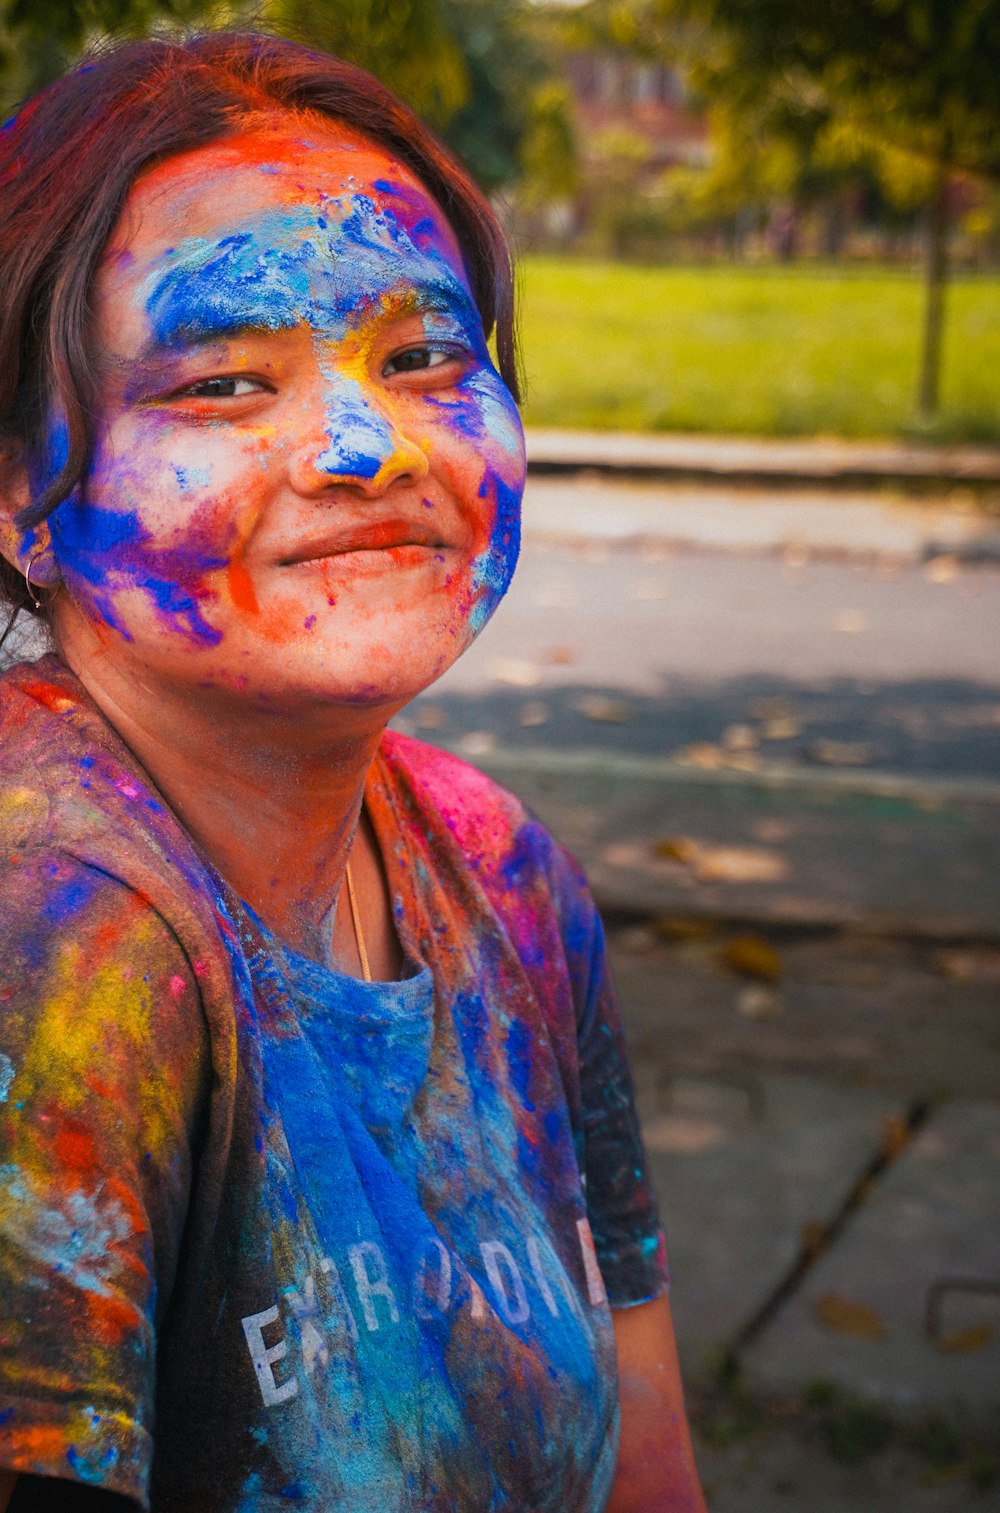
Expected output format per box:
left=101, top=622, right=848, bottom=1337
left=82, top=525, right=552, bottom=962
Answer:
left=524, top=429, right=1000, bottom=494
left=461, top=744, right=1000, bottom=940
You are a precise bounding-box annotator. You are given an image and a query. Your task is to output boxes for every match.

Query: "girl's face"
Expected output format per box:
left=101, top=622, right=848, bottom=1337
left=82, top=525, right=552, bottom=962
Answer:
left=45, top=121, right=524, bottom=713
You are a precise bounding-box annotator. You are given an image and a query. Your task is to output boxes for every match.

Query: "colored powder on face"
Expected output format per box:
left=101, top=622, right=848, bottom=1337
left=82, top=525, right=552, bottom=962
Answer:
left=50, top=497, right=227, bottom=646
left=24, top=413, right=72, bottom=543
left=0, top=1053, right=14, bottom=1102
left=139, top=192, right=499, bottom=490
left=140, top=198, right=478, bottom=359
left=466, top=473, right=522, bottom=636
left=311, top=367, right=394, bottom=481
left=173, top=464, right=211, bottom=492
left=226, top=554, right=259, bottom=615
left=50, top=499, right=226, bottom=647
left=52, top=176, right=524, bottom=648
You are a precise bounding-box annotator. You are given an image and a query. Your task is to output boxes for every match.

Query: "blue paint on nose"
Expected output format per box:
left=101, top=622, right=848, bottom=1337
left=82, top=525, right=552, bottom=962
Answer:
left=315, top=381, right=397, bottom=482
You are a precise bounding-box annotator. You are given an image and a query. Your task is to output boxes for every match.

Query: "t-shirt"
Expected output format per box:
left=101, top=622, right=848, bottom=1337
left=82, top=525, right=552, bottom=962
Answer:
left=0, top=656, right=667, bottom=1512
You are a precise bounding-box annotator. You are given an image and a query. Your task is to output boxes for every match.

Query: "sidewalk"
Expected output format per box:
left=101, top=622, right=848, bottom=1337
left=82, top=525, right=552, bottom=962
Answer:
left=522, top=472, right=1000, bottom=562
left=525, top=427, right=1000, bottom=491
left=463, top=747, right=1000, bottom=940
left=442, top=452, right=1000, bottom=1502
left=611, top=922, right=1000, bottom=1507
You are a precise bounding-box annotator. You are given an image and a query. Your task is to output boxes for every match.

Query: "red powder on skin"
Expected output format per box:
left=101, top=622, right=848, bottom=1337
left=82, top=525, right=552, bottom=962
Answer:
left=227, top=554, right=259, bottom=615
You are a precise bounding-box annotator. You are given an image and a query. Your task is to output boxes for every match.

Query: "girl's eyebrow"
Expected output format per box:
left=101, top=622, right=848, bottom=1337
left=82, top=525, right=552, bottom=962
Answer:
left=130, top=277, right=479, bottom=364
left=134, top=317, right=289, bottom=365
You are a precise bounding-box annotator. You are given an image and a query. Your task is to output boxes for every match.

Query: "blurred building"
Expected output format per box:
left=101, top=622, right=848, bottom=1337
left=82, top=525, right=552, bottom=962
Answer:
left=561, top=48, right=710, bottom=175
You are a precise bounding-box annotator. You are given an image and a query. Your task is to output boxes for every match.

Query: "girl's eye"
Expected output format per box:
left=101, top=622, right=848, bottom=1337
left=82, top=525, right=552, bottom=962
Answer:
left=179, top=376, right=264, bottom=399
left=384, top=346, right=454, bottom=376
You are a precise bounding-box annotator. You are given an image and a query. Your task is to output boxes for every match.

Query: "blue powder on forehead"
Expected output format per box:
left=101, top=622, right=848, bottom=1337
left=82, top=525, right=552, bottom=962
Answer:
left=140, top=195, right=477, bottom=351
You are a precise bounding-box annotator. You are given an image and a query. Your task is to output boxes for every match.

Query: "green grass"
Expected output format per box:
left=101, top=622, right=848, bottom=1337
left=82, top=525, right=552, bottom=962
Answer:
left=516, top=258, right=1000, bottom=442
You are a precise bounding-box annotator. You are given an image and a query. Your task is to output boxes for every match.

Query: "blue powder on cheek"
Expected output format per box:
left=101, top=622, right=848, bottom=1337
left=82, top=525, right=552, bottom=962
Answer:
left=173, top=464, right=211, bottom=492
left=50, top=496, right=225, bottom=646
left=467, top=472, right=522, bottom=636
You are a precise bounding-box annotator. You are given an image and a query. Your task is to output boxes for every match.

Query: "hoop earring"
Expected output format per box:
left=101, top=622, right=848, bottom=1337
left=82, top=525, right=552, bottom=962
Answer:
left=23, top=548, right=47, bottom=610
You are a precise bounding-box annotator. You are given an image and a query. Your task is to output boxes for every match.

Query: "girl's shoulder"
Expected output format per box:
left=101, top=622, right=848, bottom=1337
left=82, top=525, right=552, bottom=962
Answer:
left=375, top=727, right=595, bottom=937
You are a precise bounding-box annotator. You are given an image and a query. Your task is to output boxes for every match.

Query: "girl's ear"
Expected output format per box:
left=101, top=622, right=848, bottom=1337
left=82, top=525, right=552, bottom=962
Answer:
left=0, top=443, right=54, bottom=581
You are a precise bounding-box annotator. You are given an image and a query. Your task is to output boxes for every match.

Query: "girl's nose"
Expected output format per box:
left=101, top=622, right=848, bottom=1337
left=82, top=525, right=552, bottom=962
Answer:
left=289, top=377, right=429, bottom=497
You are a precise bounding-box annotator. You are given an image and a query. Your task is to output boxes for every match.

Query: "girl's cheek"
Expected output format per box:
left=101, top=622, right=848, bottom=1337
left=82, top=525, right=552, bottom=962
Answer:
left=467, top=369, right=524, bottom=443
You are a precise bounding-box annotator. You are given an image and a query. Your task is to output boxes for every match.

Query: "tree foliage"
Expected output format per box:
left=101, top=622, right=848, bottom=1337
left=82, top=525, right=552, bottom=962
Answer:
left=657, top=0, right=1000, bottom=179
left=0, top=0, right=565, bottom=194
left=567, top=0, right=1000, bottom=418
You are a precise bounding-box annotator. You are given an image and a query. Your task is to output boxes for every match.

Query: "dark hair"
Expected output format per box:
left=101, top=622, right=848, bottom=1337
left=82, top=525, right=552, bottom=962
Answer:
left=0, top=30, right=520, bottom=625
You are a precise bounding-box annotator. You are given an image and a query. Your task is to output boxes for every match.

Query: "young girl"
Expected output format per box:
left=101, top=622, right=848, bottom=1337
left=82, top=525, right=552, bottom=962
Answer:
left=0, top=32, right=706, bottom=1512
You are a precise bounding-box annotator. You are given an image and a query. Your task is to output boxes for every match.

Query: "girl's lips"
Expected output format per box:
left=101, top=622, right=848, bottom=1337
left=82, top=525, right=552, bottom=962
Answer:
left=281, top=518, right=445, bottom=565
left=286, top=542, right=448, bottom=576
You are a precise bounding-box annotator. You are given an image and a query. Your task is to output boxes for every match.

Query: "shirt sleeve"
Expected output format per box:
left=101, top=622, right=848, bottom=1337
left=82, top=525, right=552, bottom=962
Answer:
left=0, top=850, right=210, bottom=1507
left=548, top=841, right=669, bottom=1309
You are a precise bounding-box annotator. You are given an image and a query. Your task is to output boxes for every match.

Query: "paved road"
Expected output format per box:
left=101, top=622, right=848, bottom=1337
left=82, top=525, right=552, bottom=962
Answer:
left=402, top=478, right=1000, bottom=782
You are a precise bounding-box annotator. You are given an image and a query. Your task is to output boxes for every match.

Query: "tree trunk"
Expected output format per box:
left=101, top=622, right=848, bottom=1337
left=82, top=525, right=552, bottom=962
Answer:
left=916, top=163, right=950, bottom=422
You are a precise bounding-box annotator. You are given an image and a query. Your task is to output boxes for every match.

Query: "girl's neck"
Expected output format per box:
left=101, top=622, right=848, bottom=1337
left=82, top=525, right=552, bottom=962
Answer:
left=58, top=631, right=394, bottom=957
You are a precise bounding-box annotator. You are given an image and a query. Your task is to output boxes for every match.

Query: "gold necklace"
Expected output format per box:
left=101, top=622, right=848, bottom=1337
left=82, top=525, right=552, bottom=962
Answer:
left=344, top=860, right=372, bottom=983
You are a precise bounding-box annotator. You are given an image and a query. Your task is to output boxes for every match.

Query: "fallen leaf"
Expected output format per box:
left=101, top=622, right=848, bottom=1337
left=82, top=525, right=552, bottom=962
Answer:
left=934, top=1325, right=994, bottom=1354
left=834, top=609, right=869, bottom=634
left=932, top=948, right=1000, bottom=985
left=490, top=657, right=541, bottom=688
left=762, top=717, right=802, bottom=741
left=651, top=840, right=786, bottom=883
left=880, top=1115, right=911, bottom=1161
left=720, top=934, right=783, bottom=981
left=573, top=694, right=634, bottom=724
left=693, top=847, right=787, bottom=883
left=815, top=1293, right=888, bottom=1340
left=613, top=924, right=658, bottom=955
left=641, top=1115, right=730, bottom=1154
left=678, top=742, right=727, bottom=769
left=653, top=916, right=717, bottom=941
left=457, top=730, right=497, bottom=758
left=518, top=700, right=549, bottom=728
left=736, top=984, right=782, bottom=1019
left=924, top=554, right=960, bottom=584
left=723, top=723, right=758, bottom=753
left=806, top=738, right=874, bottom=767
left=651, top=837, right=699, bottom=865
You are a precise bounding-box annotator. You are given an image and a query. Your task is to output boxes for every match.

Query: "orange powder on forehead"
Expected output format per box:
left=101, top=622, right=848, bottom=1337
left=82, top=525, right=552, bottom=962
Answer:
left=134, top=115, right=424, bottom=211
